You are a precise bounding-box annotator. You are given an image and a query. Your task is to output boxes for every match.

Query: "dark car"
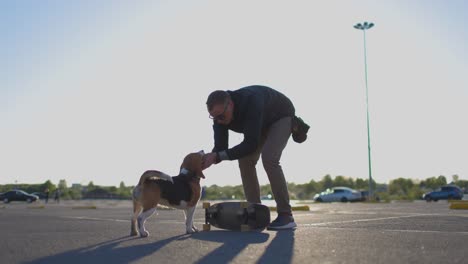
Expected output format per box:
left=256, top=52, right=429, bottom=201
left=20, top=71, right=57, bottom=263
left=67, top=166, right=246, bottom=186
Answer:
left=360, top=191, right=369, bottom=201
left=31, top=192, right=48, bottom=200
left=359, top=190, right=381, bottom=202
left=0, top=190, right=39, bottom=203
left=423, top=185, right=464, bottom=202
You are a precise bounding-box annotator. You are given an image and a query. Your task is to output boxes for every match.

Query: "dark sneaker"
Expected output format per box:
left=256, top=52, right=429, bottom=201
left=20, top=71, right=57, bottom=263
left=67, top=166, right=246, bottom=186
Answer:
left=267, top=213, right=297, bottom=230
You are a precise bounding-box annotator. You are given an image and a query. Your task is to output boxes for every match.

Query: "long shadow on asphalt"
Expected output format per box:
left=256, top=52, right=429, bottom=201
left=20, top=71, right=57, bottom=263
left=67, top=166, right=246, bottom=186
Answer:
left=25, top=235, right=188, bottom=264
left=191, top=231, right=270, bottom=263
left=257, top=230, right=295, bottom=263
left=191, top=230, right=295, bottom=264
left=26, top=230, right=294, bottom=264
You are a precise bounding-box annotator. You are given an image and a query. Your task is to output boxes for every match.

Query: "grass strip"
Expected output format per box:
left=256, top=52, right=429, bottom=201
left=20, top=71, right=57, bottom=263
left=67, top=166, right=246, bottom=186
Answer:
left=72, top=205, right=97, bottom=209
left=449, top=202, right=468, bottom=210
left=27, top=205, right=45, bottom=209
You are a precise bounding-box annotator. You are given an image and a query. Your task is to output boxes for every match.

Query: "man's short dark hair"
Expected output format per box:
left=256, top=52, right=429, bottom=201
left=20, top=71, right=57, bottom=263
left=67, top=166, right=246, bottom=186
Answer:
left=206, top=90, right=230, bottom=111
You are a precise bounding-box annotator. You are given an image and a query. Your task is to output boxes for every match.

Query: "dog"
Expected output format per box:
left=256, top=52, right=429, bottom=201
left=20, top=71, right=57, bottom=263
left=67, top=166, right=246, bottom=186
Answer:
left=130, top=150, right=205, bottom=237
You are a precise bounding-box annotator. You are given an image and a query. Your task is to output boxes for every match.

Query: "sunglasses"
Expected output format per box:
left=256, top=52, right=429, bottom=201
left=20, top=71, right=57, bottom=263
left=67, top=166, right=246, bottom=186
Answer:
left=209, top=101, right=229, bottom=121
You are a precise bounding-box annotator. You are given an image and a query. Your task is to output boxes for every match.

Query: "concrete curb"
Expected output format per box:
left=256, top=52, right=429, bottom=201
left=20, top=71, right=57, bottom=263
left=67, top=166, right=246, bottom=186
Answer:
left=27, top=205, right=45, bottom=209
left=449, top=202, right=468, bottom=210
left=72, top=205, right=97, bottom=209
left=269, top=205, right=310, bottom=211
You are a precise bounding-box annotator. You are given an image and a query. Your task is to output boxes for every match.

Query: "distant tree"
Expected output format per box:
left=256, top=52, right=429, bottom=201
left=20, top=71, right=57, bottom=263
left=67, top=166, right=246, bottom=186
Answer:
left=437, top=175, right=447, bottom=186
left=321, top=175, right=333, bottom=190
left=389, top=178, right=422, bottom=200
left=116, top=181, right=131, bottom=198
left=455, top=180, right=468, bottom=191
left=355, top=178, right=367, bottom=190
left=69, top=188, right=82, bottom=199
left=305, top=179, right=320, bottom=194
left=231, top=185, right=245, bottom=200
left=41, top=180, right=55, bottom=192
left=419, top=177, right=431, bottom=189
left=334, top=176, right=352, bottom=188
left=85, top=181, right=97, bottom=193
left=389, top=178, right=414, bottom=196
left=260, top=184, right=272, bottom=197
left=58, top=179, right=68, bottom=190
left=420, top=176, right=446, bottom=190
left=452, top=174, right=459, bottom=183
left=202, top=185, right=221, bottom=200
left=290, top=183, right=310, bottom=200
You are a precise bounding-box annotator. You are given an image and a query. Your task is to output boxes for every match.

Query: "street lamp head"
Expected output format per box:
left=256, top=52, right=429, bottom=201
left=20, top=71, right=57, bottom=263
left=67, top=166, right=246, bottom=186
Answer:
left=354, top=23, right=363, bottom=30
left=354, top=22, right=375, bottom=30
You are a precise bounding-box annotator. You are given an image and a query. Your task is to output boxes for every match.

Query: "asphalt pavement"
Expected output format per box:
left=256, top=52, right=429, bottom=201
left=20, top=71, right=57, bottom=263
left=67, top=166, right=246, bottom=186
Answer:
left=0, top=200, right=467, bottom=264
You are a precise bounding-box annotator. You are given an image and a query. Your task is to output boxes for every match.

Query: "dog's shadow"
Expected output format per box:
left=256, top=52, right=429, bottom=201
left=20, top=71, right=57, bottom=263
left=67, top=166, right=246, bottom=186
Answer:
left=25, top=234, right=189, bottom=264
left=26, top=230, right=293, bottom=264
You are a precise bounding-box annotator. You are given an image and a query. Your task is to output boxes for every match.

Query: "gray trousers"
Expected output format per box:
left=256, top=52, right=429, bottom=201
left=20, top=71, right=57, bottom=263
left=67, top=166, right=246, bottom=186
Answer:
left=238, top=116, right=292, bottom=214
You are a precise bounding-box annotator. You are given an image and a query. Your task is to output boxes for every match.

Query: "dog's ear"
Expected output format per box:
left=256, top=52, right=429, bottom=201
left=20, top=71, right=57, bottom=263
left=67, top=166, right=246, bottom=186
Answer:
left=181, top=152, right=205, bottom=179
left=195, top=152, right=206, bottom=179
left=196, top=170, right=205, bottom=179
left=180, top=155, right=190, bottom=172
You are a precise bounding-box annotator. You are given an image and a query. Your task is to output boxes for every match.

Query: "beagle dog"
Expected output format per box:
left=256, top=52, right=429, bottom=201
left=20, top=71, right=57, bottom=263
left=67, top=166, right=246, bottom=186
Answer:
left=130, top=150, right=205, bottom=237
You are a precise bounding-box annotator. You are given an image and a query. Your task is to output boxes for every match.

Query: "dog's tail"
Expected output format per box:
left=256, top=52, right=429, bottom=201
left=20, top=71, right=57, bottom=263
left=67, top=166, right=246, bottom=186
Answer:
left=138, top=170, right=173, bottom=186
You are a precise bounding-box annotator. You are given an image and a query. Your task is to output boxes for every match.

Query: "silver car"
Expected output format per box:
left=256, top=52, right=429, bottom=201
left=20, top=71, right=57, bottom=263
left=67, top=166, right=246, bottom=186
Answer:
left=314, top=187, right=362, bottom=202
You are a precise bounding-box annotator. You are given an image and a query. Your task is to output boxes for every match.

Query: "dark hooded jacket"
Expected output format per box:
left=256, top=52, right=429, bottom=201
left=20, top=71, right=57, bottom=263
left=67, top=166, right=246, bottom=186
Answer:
left=212, top=85, right=295, bottom=160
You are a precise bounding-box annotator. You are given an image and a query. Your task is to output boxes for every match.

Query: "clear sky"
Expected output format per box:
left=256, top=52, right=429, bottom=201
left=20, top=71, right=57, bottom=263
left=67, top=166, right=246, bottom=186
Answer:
left=1, top=0, right=467, bottom=187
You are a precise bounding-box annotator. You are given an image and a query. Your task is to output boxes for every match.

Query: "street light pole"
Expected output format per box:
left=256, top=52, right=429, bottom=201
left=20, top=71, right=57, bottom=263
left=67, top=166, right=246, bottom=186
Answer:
left=354, top=21, right=374, bottom=200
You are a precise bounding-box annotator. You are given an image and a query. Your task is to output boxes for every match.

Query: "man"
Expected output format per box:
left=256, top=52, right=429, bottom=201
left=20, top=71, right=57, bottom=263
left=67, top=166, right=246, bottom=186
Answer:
left=54, top=189, right=60, bottom=203
left=44, top=188, right=49, bottom=204
left=202, top=85, right=297, bottom=230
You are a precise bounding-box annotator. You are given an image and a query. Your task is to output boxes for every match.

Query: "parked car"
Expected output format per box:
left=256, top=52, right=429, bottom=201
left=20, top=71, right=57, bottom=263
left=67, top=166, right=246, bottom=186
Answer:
left=422, top=185, right=464, bottom=202
left=359, top=190, right=381, bottom=202
left=0, top=190, right=39, bottom=203
left=314, top=187, right=362, bottom=202
left=360, top=191, right=369, bottom=201
left=31, top=192, right=48, bottom=200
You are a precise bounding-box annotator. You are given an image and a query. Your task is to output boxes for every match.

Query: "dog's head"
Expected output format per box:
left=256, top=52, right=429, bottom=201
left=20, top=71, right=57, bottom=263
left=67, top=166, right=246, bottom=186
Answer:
left=180, top=150, right=205, bottom=179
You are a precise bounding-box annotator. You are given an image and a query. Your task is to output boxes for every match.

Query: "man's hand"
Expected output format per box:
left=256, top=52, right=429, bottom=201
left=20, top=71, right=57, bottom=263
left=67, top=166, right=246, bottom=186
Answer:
left=202, top=152, right=217, bottom=170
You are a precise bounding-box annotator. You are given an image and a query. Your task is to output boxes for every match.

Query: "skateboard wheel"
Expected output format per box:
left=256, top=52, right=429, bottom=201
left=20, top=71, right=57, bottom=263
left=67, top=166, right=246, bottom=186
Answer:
left=203, top=202, right=211, bottom=209
left=240, top=224, right=250, bottom=232
left=203, top=224, right=211, bottom=231
left=240, top=202, right=249, bottom=209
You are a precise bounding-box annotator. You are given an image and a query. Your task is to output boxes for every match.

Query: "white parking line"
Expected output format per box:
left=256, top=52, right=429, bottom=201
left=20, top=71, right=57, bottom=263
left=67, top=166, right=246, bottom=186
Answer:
left=299, top=214, right=431, bottom=226
left=64, top=215, right=468, bottom=235
left=65, top=214, right=428, bottom=227
left=63, top=216, right=207, bottom=225
left=307, top=226, right=468, bottom=235
left=63, top=216, right=129, bottom=223
left=381, top=229, right=468, bottom=235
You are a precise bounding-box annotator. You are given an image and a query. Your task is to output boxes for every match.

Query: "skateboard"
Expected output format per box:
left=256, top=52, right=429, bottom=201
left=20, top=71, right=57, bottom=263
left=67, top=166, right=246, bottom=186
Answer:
left=202, top=201, right=271, bottom=231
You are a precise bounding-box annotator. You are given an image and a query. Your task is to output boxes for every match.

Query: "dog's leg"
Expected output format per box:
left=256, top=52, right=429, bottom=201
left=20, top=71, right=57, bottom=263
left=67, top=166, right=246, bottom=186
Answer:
left=184, top=206, right=198, bottom=234
left=130, top=185, right=143, bottom=236
left=137, top=207, right=156, bottom=237
left=130, top=199, right=142, bottom=236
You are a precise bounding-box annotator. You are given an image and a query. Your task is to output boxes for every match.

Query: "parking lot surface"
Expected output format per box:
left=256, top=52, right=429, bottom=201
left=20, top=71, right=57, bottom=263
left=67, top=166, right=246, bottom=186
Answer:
left=0, top=200, right=467, bottom=263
